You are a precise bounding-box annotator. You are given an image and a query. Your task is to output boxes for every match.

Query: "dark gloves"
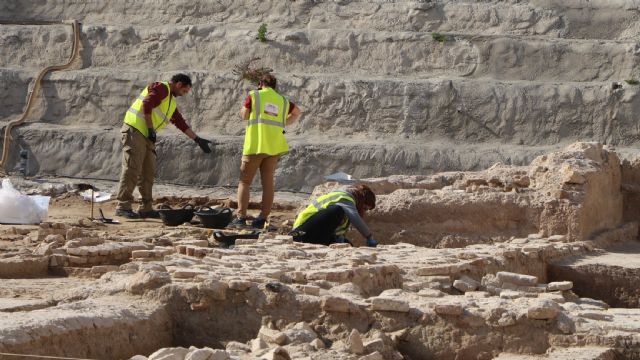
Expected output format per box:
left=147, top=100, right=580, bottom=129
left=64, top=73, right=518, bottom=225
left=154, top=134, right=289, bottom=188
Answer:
left=147, top=128, right=157, bottom=143
left=194, top=136, right=212, bottom=153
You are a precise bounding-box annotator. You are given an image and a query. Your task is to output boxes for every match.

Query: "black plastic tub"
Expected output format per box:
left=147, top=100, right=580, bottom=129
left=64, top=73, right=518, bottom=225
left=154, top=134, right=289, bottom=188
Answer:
left=158, top=204, right=196, bottom=226
left=194, top=207, right=233, bottom=229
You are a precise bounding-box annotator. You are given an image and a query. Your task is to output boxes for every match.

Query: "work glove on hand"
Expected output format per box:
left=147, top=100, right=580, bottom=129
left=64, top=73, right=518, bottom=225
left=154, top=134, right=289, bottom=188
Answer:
left=366, top=238, right=378, bottom=248
left=194, top=136, right=212, bottom=153
left=147, top=128, right=157, bottom=143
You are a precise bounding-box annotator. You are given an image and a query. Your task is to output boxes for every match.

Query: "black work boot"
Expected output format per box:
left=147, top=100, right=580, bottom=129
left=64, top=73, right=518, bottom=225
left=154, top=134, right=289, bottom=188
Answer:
left=115, top=208, right=140, bottom=219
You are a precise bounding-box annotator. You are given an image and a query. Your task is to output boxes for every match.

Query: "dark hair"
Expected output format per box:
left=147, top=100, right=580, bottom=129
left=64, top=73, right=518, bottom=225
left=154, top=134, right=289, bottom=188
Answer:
left=171, top=73, right=192, bottom=87
left=259, top=74, right=277, bottom=90
left=347, top=184, right=376, bottom=216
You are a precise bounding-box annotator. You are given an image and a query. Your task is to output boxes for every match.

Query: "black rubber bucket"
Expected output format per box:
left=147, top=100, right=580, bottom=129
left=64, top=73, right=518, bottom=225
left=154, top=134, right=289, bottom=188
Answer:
left=194, top=207, right=233, bottom=229
left=158, top=204, right=196, bottom=226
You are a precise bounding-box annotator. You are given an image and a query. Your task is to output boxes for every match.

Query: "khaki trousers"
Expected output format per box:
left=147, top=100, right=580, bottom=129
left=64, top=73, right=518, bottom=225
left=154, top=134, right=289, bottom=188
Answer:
left=116, top=124, right=156, bottom=211
left=237, top=154, right=279, bottom=218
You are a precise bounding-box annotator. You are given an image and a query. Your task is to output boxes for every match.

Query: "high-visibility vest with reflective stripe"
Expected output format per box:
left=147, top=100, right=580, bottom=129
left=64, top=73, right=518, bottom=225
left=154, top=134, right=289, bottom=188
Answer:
left=293, top=191, right=354, bottom=235
left=124, top=81, right=176, bottom=137
left=243, top=87, right=289, bottom=156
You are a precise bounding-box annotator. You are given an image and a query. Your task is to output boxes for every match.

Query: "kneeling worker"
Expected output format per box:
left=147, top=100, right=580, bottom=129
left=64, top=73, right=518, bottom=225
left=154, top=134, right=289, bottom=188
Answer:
left=292, top=184, right=378, bottom=247
left=115, top=73, right=212, bottom=219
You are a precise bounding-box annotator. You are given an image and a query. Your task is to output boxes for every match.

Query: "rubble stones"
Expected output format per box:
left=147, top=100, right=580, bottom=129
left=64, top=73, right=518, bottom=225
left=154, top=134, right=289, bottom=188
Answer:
left=371, top=297, right=410, bottom=312
left=348, top=329, right=365, bottom=354
left=322, top=296, right=354, bottom=313
left=434, top=304, right=464, bottom=316
left=547, top=281, right=573, bottom=291
left=496, top=271, right=538, bottom=286
left=453, top=275, right=480, bottom=292
left=148, top=347, right=190, bottom=360
left=527, top=299, right=561, bottom=319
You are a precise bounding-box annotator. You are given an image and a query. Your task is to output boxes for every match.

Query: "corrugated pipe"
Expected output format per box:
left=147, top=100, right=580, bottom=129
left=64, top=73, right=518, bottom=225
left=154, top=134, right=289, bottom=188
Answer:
left=0, top=20, right=81, bottom=172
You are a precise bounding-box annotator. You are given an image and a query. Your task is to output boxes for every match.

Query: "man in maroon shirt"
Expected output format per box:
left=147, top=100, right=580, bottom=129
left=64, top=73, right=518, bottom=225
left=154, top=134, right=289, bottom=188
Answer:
left=115, top=74, right=212, bottom=219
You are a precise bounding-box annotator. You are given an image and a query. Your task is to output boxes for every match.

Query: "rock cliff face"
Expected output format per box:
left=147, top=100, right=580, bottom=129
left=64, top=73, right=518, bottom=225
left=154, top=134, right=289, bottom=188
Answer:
left=2, top=1, right=640, bottom=190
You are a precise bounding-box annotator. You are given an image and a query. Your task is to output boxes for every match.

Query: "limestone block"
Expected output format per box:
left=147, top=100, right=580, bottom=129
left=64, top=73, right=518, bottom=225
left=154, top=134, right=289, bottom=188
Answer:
left=577, top=311, right=613, bottom=321
left=173, top=269, right=208, bottom=279
left=310, top=338, right=325, bottom=350
left=538, top=292, right=566, bottom=303
left=417, top=289, right=445, bottom=298
left=563, top=167, right=586, bottom=184
left=464, top=291, right=490, bottom=298
left=225, top=341, right=250, bottom=353
left=500, top=290, right=525, bottom=299
left=132, top=250, right=152, bottom=259
left=90, top=265, right=119, bottom=274
left=359, top=352, right=384, bottom=360
left=547, top=234, right=566, bottom=242
left=321, top=296, right=353, bottom=313
left=251, top=337, right=268, bottom=352
left=148, top=347, right=189, bottom=360
left=261, top=347, right=291, bottom=360
left=49, top=254, right=67, bottom=267
left=453, top=276, right=480, bottom=292
left=66, top=246, right=89, bottom=256
left=578, top=298, right=609, bottom=309
left=175, top=239, right=209, bottom=247
left=434, top=304, right=464, bottom=316
left=416, top=264, right=453, bottom=276
left=185, top=348, right=226, bottom=360
left=259, top=326, right=288, bottom=345
left=496, top=271, right=538, bottom=286
left=547, top=281, right=573, bottom=291
left=128, top=242, right=152, bottom=251
left=364, top=339, right=385, bottom=354
left=66, top=227, right=86, bottom=240
left=371, top=297, right=410, bottom=312
left=228, top=280, right=252, bottom=291
left=301, top=285, right=320, bottom=296
left=348, top=329, right=365, bottom=354
left=284, top=325, right=317, bottom=344
left=67, top=255, right=88, bottom=265
left=527, top=299, right=560, bottom=319
left=44, top=234, right=65, bottom=244
left=66, top=237, right=102, bottom=248
left=403, top=281, right=429, bottom=291
left=33, top=241, right=56, bottom=256
left=329, top=243, right=351, bottom=249
left=275, top=235, right=294, bottom=243
left=235, top=238, right=257, bottom=245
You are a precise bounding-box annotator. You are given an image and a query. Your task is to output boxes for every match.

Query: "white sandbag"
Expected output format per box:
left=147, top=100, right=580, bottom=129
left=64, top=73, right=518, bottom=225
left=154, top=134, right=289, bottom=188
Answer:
left=0, top=179, right=50, bottom=224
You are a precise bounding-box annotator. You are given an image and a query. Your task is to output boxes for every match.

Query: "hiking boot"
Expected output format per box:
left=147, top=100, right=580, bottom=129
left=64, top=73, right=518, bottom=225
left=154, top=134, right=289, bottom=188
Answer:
left=115, top=208, right=140, bottom=219
left=250, top=216, right=266, bottom=230
left=366, top=238, right=379, bottom=248
left=228, top=217, right=249, bottom=229
left=138, top=209, right=160, bottom=219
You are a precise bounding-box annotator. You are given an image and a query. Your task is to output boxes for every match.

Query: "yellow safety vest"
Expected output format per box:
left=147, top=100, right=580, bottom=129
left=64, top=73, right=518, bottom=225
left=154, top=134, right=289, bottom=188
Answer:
left=243, top=87, right=290, bottom=156
left=293, top=191, right=354, bottom=235
left=124, top=81, right=176, bottom=137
